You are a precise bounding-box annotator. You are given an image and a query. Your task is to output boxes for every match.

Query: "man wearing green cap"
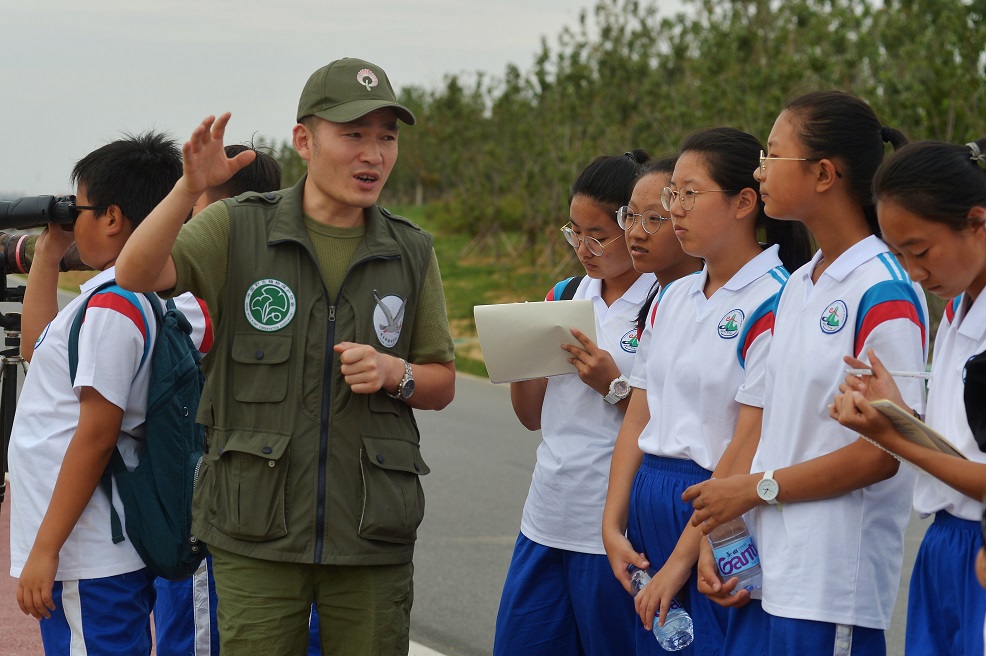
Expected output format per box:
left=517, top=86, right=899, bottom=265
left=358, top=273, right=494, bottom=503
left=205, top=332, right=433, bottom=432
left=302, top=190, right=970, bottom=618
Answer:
left=115, top=58, right=456, bottom=655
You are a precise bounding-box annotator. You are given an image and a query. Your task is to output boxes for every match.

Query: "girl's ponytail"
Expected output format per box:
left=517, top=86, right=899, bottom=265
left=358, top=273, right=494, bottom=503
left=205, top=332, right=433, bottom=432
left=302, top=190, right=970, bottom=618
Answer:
left=785, top=91, right=907, bottom=238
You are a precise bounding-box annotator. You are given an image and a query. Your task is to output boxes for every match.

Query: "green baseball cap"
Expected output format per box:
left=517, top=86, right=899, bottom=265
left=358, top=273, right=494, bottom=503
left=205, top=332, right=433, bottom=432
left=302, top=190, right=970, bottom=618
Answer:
left=297, top=58, right=416, bottom=126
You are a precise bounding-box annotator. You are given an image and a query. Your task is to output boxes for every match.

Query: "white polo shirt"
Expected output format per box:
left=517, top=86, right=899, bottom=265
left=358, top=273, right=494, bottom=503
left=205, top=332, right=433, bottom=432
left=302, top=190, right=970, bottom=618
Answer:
left=914, top=294, right=986, bottom=521
left=520, top=272, right=657, bottom=554
left=631, top=245, right=788, bottom=470
left=8, top=268, right=209, bottom=581
left=752, top=236, right=928, bottom=629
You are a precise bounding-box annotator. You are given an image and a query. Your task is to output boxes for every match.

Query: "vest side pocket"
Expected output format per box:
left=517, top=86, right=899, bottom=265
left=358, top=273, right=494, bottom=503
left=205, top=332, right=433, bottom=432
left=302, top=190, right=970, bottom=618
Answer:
left=206, top=430, right=291, bottom=541
left=231, top=332, right=292, bottom=403
left=358, top=435, right=431, bottom=544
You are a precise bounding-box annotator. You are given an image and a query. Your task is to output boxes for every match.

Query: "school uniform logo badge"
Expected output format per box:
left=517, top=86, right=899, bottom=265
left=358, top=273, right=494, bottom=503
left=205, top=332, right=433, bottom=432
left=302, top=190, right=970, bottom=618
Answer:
left=820, top=300, right=848, bottom=334
left=34, top=323, right=50, bottom=349
left=718, top=309, right=745, bottom=339
left=357, top=68, right=379, bottom=91
left=620, top=329, right=639, bottom=353
left=373, top=290, right=406, bottom=348
left=245, top=279, right=296, bottom=332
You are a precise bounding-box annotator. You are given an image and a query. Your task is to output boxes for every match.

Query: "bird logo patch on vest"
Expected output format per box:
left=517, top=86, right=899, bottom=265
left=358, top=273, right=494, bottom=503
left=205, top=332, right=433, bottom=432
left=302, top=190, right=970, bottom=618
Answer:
left=373, top=290, right=406, bottom=348
left=245, top=279, right=297, bottom=332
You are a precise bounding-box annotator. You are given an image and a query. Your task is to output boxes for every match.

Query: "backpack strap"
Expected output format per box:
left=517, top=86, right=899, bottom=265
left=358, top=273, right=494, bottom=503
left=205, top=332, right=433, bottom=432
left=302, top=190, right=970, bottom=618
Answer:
left=548, top=275, right=584, bottom=301
left=68, top=282, right=154, bottom=381
left=66, top=282, right=163, bottom=546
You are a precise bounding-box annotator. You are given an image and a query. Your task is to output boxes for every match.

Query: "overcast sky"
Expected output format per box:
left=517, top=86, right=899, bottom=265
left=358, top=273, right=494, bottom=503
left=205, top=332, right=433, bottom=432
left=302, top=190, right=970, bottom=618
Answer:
left=1, top=0, right=684, bottom=197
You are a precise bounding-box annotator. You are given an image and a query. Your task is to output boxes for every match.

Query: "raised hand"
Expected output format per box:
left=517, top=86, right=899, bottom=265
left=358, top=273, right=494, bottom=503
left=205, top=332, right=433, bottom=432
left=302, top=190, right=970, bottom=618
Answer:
left=181, top=113, right=257, bottom=198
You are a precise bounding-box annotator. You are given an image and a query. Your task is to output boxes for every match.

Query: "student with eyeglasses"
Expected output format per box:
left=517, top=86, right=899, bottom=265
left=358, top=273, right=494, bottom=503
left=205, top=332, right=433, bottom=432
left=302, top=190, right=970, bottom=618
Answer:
left=618, top=156, right=703, bottom=336
left=828, top=138, right=986, bottom=655
left=602, top=127, right=811, bottom=656
left=495, top=150, right=660, bottom=656
left=684, top=91, right=927, bottom=655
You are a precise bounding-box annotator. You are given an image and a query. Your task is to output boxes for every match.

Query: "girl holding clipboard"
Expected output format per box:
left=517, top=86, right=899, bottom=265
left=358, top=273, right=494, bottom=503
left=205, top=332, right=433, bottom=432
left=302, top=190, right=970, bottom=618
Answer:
left=831, top=138, right=986, bottom=655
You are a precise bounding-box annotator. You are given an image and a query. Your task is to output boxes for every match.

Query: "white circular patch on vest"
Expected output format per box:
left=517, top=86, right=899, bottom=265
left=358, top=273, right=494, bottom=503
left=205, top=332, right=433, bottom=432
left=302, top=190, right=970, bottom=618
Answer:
left=245, top=279, right=297, bottom=332
left=373, top=293, right=406, bottom=348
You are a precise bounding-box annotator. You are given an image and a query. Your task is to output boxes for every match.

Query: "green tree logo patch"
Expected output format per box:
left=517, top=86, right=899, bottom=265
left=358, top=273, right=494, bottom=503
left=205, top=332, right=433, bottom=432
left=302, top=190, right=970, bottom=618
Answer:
left=244, top=279, right=297, bottom=332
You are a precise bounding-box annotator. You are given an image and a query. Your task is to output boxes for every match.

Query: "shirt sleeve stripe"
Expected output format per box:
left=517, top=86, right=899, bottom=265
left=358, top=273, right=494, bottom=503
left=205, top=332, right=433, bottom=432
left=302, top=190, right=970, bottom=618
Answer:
left=86, top=291, right=148, bottom=342
left=196, top=296, right=214, bottom=353
left=737, top=292, right=780, bottom=368
left=854, top=281, right=926, bottom=358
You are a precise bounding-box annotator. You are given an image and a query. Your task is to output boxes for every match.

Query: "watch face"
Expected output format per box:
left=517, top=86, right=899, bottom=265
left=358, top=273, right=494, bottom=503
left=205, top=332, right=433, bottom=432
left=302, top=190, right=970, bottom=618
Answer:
left=757, top=478, right=779, bottom=501
left=613, top=379, right=630, bottom=397
left=400, top=378, right=415, bottom=400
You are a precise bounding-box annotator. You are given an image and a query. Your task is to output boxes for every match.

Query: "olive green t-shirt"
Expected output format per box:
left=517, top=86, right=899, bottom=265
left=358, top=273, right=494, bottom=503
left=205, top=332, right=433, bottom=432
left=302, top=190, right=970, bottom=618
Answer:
left=170, top=201, right=455, bottom=363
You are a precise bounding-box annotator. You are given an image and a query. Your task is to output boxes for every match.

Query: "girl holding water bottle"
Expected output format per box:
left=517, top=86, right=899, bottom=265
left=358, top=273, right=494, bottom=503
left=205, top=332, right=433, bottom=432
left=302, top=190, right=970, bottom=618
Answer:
left=685, top=91, right=928, bottom=655
left=830, top=138, right=986, bottom=655
left=496, top=150, right=700, bottom=656
left=602, top=127, right=811, bottom=655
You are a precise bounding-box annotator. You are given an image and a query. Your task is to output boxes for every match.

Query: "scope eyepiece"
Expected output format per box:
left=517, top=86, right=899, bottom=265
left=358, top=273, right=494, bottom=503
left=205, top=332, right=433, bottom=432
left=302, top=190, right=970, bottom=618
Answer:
left=0, top=195, right=78, bottom=231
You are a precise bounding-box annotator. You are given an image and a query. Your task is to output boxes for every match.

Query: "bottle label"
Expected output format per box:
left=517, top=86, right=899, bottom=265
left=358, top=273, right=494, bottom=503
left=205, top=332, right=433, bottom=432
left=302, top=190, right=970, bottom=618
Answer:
left=713, top=535, right=760, bottom=577
left=667, top=597, right=683, bottom=612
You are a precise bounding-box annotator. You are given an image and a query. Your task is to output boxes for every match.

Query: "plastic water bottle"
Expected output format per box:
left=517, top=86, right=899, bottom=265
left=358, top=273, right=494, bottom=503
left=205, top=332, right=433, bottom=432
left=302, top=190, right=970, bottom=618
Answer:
left=627, top=565, right=694, bottom=651
left=708, top=517, right=762, bottom=594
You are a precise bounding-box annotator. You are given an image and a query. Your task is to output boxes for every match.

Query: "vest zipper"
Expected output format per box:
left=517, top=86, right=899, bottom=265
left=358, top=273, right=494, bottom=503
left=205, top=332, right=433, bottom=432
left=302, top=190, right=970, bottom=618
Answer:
left=315, top=252, right=399, bottom=564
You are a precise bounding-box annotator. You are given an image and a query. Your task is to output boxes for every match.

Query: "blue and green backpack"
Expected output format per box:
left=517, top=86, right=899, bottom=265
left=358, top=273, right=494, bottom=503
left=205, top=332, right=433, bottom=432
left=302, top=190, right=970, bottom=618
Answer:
left=68, top=280, right=206, bottom=580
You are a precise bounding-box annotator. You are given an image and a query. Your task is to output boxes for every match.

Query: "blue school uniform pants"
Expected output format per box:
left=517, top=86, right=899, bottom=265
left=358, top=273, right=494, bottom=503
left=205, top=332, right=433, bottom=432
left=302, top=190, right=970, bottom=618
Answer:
left=494, top=532, right=638, bottom=655
left=628, top=455, right=730, bottom=656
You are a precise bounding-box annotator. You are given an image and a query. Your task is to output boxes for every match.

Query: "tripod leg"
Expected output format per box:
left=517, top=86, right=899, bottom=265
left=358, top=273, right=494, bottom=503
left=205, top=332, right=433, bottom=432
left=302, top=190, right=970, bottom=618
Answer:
left=1, top=358, right=20, bottom=511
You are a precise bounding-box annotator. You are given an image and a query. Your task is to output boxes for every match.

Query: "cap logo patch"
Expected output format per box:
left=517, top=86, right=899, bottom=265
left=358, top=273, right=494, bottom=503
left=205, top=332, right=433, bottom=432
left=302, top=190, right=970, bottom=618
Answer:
left=245, top=279, right=297, bottom=332
left=357, top=68, right=379, bottom=91
left=373, top=290, right=406, bottom=348
left=718, top=309, right=745, bottom=339
left=820, top=299, right=847, bottom=334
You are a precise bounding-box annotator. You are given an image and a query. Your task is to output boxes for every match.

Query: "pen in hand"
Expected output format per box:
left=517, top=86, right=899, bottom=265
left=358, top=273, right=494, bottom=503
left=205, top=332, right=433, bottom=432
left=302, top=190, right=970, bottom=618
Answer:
left=845, top=368, right=931, bottom=380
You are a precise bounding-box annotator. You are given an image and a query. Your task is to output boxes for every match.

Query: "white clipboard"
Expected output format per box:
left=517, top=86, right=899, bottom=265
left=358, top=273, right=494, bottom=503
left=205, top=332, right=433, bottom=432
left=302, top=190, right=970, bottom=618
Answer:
left=474, top=300, right=597, bottom=383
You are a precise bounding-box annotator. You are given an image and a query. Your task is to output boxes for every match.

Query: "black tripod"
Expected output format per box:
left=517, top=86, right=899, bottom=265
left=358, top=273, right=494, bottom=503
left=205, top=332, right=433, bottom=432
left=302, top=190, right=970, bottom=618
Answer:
left=0, top=278, right=26, bottom=517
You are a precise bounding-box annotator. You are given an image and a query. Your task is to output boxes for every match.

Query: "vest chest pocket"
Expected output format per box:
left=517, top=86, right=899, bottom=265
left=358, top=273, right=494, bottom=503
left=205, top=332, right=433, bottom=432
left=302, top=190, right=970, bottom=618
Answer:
left=206, top=430, right=291, bottom=541
left=232, top=333, right=292, bottom=402
left=358, top=435, right=431, bottom=544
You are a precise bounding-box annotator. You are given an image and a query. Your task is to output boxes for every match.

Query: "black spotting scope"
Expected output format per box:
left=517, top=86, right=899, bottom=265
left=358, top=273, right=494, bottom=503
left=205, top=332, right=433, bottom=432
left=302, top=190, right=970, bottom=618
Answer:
left=0, top=195, right=78, bottom=231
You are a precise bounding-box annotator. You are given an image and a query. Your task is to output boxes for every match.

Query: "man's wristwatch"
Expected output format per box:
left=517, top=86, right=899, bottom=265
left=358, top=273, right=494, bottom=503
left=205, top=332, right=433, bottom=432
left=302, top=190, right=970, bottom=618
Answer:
left=387, top=359, right=415, bottom=401
left=604, top=375, right=631, bottom=404
left=756, top=470, right=780, bottom=505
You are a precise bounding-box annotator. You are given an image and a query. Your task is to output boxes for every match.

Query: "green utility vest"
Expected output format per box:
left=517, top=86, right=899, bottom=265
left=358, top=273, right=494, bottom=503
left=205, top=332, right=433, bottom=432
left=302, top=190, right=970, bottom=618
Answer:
left=191, top=178, right=433, bottom=565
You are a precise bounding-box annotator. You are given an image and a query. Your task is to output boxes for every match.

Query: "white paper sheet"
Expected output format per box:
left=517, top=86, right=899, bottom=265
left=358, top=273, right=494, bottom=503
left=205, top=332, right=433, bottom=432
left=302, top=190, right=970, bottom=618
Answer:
left=473, top=300, right=597, bottom=383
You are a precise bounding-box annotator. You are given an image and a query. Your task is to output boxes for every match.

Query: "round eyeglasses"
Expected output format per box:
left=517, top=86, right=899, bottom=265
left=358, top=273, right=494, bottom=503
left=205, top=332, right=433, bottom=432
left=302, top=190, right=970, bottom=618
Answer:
left=560, top=223, right=623, bottom=256
left=661, top=187, right=736, bottom=212
left=757, top=150, right=820, bottom=175
left=616, top=206, right=668, bottom=234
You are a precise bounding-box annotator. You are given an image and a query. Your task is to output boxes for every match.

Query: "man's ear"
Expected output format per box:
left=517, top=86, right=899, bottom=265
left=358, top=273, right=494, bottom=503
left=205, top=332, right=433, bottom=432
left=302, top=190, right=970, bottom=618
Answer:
left=292, top=123, right=314, bottom=163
